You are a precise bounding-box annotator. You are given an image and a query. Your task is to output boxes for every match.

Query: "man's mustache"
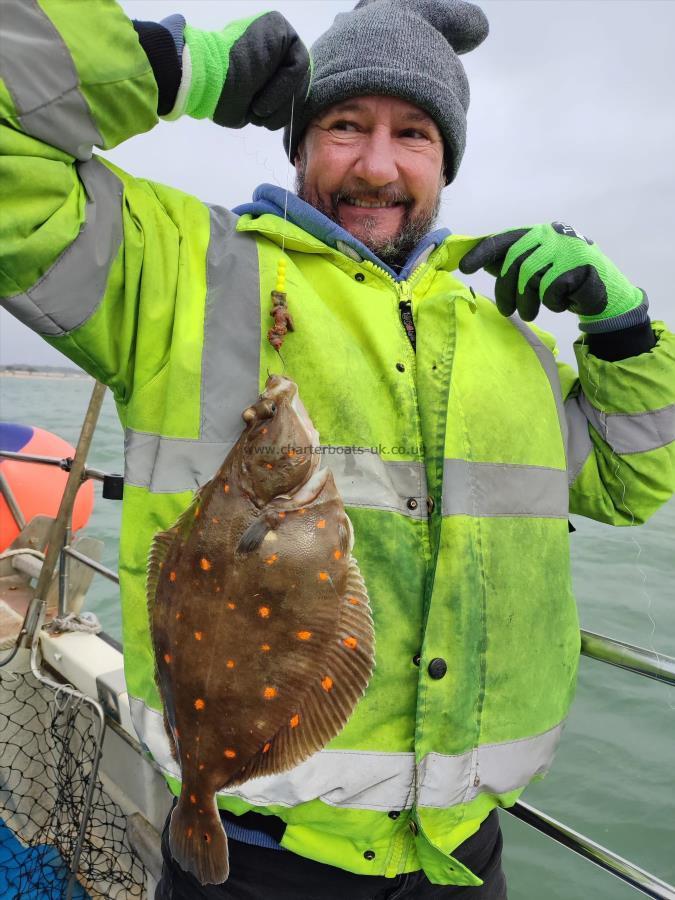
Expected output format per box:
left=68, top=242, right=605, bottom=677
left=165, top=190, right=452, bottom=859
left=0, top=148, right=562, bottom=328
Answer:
left=333, top=189, right=413, bottom=206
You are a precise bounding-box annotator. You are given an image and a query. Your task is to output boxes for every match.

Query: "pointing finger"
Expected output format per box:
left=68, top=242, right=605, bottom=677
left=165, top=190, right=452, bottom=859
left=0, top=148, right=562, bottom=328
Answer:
left=459, top=229, right=529, bottom=275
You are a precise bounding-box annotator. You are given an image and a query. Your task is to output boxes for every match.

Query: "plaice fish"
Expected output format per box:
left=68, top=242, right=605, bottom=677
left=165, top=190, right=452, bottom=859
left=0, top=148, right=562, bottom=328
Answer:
left=146, top=374, right=375, bottom=885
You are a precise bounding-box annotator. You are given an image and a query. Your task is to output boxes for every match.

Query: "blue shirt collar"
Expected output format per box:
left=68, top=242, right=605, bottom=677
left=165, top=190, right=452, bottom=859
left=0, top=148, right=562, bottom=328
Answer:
left=233, top=183, right=451, bottom=282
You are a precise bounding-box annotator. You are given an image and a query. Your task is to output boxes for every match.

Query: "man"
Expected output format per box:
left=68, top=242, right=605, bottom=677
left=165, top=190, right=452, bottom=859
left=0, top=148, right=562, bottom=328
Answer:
left=1, top=1, right=673, bottom=898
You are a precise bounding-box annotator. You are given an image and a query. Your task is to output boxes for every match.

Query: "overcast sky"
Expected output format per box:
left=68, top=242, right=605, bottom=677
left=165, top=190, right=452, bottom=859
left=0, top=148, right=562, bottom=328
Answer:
left=1, top=0, right=674, bottom=368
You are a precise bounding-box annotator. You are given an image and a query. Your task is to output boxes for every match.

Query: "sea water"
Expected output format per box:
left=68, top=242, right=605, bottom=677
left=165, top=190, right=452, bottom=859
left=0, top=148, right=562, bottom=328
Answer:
left=2, top=374, right=674, bottom=899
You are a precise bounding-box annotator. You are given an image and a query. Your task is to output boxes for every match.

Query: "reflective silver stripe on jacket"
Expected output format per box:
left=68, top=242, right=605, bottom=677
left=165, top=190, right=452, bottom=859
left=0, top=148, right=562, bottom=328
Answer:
left=0, top=0, right=102, bottom=159
left=579, top=394, right=675, bottom=455
left=200, top=205, right=261, bottom=443
left=124, top=432, right=430, bottom=518
left=130, top=696, right=563, bottom=811
left=565, top=395, right=594, bottom=485
left=0, top=159, right=123, bottom=336
left=416, top=721, right=564, bottom=808
left=442, top=460, right=568, bottom=518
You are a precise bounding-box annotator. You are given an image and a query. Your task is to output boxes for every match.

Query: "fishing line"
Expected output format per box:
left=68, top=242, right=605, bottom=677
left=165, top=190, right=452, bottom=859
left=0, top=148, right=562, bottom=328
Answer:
left=281, top=93, right=295, bottom=259
left=578, top=335, right=674, bottom=711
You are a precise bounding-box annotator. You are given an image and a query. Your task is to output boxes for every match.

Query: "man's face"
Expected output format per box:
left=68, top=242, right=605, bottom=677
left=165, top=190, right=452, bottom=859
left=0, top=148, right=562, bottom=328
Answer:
left=295, top=96, right=446, bottom=269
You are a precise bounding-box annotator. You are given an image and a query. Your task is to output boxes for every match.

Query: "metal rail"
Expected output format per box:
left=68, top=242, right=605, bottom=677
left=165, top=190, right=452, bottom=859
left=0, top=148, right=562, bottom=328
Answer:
left=581, top=629, right=675, bottom=686
left=64, top=546, right=119, bottom=584
left=0, top=448, right=108, bottom=483
left=0, top=469, right=26, bottom=529
left=505, top=801, right=675, bottom=900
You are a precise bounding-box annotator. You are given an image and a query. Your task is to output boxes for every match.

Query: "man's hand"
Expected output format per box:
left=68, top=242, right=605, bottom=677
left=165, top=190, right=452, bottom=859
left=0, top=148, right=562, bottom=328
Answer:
left=459, top=223, right=646, bottom=329
left=182, top=12, right=310, bottom=130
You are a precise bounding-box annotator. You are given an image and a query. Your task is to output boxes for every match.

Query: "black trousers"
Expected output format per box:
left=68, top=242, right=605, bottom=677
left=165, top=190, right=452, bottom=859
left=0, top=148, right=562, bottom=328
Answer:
left=155, top=809, right=507, bottom=899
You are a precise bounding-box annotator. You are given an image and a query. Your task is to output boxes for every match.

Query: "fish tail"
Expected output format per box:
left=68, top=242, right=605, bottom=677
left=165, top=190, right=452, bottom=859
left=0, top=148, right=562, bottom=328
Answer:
left=169, top=790, right=229, bottom=885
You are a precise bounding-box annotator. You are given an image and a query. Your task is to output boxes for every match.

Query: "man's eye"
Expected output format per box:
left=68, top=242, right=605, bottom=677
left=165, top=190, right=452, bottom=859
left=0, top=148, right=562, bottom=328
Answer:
left=330, top=120, right=359, bottom=132
left=400, top=129, right=428, bottom=140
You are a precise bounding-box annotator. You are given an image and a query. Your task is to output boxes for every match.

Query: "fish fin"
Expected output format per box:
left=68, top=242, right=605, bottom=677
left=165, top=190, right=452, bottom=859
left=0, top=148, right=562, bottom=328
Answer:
left=146, top=488, right=205, bottom=613
left=163, top=710, right=177, bottom=762
left=237, top=514, right=275, bottom=554
left=172, top=490, right=205, bottom=539
left=169, top=790, right=229, bottom=886
left=146, top=530, right=174, bottom=615
left=337, top=512, right=354, bottom=555
left=226, top=555, right=375, bottom=786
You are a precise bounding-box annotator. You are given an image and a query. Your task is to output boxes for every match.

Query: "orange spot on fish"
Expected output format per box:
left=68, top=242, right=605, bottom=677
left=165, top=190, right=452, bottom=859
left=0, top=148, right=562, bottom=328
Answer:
left=298, top=508, right=306, bottom=515
left=317, top=519, right=326, bottom=529
left=224, top=748, right=237, bottom=759
left=296, top=630, right=312, bottom=641
left=261, top=643, right=271, bottom=652
left=169, top=571, right=177, bottom=582
left=175, top=611, right=183, bottom=620
left=258, top=606, right=271, bottom=618
left=199, top=558, right=211, bottom=571
left=187, top=827, right=193, bottom=838
left=194, top=507, right=200, bottom=518
left=194, top=698, right=205, bottom=710
left=290, top=714, right=300, bottom=728
left=194, top=631, right=203, bottom=641
left=263, top=742, right=271, bottom=753
left=348, top=596, right=360, bottom=606
left=322, top=676, right=334, bottom=692
left=287, top=449, right=296, bottom=457
left=343, top=636, right=358, bottom=650
left=186, top=752, right=190, bottom=760
left=261, top=427, right=268, bottom=435
left=318, top=571, right=329, bottom=581
left=265, top=463, right=273, bottom=470
left=333, top=549, right=342, bottom=560
left=227, top=601, right=236, bottom=610
left=278, top=511, right=286, bottom=519
left=263, top=686, right=278, bottom=700
left=175, top=727, right=180, bottom=739
left=190, top=794, right=197, bottom=805
left=223, top=484, right=230, bottom=493
left=212, top=516, right=220, bottom=525
left=226, top=659, right=236, bottom=669
left=163, top=653, right=172, bottom=664
left=264, top=553, right=279, bottom=565
left=215, top=586, right=221, bottom=592
left=199, top=764, right=205, bottom=771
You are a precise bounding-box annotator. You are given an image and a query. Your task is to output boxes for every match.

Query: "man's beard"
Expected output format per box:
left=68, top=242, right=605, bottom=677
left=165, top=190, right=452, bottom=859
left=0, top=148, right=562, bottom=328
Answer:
left=296, top=164, right=442, bottom=271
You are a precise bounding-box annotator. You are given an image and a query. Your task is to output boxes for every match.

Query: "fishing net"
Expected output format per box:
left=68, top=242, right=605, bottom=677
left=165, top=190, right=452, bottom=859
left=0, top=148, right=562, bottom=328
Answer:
left=0, top=666, right=146, bottom=899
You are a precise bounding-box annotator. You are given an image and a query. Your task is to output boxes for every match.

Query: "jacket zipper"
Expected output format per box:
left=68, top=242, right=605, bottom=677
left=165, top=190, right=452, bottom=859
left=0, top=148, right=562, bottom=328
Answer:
left=399, top=298, right=416, bottom=351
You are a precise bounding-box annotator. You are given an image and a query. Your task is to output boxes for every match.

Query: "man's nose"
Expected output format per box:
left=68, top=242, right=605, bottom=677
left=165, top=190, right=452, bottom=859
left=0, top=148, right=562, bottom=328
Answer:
left=352, top=130, right=399, bottom=186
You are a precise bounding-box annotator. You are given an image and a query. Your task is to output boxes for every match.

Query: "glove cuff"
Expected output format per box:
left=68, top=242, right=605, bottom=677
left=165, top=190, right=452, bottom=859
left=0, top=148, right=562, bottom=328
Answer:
left=182, top=16, right=265, bottom=121
left=132, top=18, right=183, bottom=116
left=579, top=292, right=649, bottom=333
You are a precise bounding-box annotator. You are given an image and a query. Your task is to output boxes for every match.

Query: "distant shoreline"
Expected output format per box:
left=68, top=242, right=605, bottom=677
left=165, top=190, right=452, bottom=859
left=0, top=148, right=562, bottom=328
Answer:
left=0, top=370, right=90, bottom=380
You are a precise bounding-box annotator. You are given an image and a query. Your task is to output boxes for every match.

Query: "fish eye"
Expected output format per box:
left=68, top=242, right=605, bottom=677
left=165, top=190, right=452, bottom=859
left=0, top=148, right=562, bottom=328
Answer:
left=269, top=403, right=277, bottom=414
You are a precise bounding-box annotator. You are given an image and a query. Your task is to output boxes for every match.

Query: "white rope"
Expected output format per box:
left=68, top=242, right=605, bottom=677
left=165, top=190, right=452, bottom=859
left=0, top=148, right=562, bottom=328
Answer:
left=0, top=548, right=46, bottom=562
left=44, top=611, right=101, bottom=636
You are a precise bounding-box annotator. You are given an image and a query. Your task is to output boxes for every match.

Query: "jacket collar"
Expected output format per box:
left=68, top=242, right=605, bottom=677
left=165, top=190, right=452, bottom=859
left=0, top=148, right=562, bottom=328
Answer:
left=233, top=183, right=452, bottom=282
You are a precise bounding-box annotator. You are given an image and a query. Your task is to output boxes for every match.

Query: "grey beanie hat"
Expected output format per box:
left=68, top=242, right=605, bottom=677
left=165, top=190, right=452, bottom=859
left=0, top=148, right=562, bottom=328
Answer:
left=283, top=0, right=489, bottom=184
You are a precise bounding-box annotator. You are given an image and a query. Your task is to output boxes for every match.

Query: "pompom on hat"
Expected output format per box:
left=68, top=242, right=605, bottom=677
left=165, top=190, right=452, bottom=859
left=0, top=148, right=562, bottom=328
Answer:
left=283, top=0, right=489, bottom=184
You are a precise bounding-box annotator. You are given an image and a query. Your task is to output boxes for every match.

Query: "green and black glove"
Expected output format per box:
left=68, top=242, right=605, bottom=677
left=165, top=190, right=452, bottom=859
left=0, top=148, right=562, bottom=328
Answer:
left=159, top=12, right=311, bottom=130
left=459, top=222, right=648, bottom=332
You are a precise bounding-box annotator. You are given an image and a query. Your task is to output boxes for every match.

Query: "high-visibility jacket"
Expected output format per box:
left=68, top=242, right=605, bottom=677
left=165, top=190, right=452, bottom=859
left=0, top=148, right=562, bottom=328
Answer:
left=2, top=0, right=674, bottom=887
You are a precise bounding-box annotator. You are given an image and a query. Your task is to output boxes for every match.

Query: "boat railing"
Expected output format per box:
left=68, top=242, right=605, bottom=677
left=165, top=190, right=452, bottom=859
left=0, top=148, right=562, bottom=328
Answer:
left=1, top=380, right=674, bottom=899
